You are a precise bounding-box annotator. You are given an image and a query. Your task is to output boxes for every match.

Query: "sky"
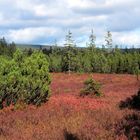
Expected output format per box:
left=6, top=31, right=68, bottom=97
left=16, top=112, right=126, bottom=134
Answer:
left=0, top=0, right=140, bottom=47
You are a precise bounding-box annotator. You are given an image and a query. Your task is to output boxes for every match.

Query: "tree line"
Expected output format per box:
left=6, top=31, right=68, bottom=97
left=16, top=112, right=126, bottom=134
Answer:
left=0, top=31, right=140, bottom=77
left=40, top=31, right=140, bottom=78
left=0, top=37, right=16, bottom=57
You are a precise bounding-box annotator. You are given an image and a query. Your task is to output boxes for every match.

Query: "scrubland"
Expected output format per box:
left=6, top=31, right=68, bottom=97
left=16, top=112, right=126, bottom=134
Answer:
left=0, top=73, right=139, bottom=140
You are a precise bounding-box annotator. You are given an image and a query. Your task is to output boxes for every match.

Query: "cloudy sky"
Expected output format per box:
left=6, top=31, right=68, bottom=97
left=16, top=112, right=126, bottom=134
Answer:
left=0, top=0, right=140, bottom=47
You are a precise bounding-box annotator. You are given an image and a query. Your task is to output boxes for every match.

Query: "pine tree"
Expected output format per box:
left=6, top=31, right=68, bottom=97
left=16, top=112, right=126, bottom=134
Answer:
left=62, top=30, right=76, bottom=74
left=9, top=42, right=16, bottom=57
left=89, top=29, right=96, bottom=51
left=64, top=30, right=74, bottom=48
left=54, top=39, right=58, bottom=47
left=0, top=37, right=8, bottom=55
left=0, top=50, right=51, bottom=109
left=105, top=31, right=113, bottom=53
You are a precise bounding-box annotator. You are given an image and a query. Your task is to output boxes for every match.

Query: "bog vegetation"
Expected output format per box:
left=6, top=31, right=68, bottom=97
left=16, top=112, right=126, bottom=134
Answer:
left=0, top=30, right=139, bottom=108
left=0, top=30, right=140, bottom=139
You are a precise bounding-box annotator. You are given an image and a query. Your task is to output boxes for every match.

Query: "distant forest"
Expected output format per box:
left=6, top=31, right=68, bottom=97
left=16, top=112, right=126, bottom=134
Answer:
left=0, top=30, right=140, bottom=77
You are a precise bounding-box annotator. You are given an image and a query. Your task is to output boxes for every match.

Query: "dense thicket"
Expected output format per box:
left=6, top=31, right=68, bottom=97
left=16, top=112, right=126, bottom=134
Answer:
left=0, top=49, right=51, bottom=109
left=42, top=47, right=140, bottom=75
left=39, top=30, right=140, bottom=75
left=0, top=36, right=140, bottom=75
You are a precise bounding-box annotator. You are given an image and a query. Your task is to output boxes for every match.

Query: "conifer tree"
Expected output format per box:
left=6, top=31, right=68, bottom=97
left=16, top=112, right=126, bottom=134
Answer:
left=0, top=50, right=51, bottom=109
left=62, top=30, right=76, bottom=74
left=89, top=29, right=96, bottom=51
left=54, top=39, right=58, bottom=47
left=105, top=31, right=113, bottom=52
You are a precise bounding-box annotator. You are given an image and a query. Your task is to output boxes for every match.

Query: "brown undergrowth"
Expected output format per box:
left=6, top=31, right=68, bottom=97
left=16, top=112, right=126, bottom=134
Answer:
left=0, top=73, right=139, bottom=140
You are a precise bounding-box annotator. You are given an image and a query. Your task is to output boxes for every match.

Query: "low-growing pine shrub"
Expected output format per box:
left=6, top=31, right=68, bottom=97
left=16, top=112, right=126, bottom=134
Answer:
left=0, top=49, right=51, bottom=109
left=80, top=77, right=102, bottom=97
left=119, top=88, right=140, bottom=110
left=116, top=113, right=140, bottom=139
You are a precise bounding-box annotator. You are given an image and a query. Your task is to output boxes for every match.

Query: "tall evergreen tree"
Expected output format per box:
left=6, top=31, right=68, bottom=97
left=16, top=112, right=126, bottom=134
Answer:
left=62, top=30, right=77, bottom=74
left=89, top=29, right=96, bottom=51
left=64, top=30, right=74, bottom=48
left=0, top=37, right=16, bottom=57
left=54, top=39, right=58, bottom=47
left=105, top=31, right=113, bottom=53
left=9, top=42, right=16, bottom=57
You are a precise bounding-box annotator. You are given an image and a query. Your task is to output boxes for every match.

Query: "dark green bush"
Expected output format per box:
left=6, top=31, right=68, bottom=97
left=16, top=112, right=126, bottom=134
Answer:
left=0, top=49, right=51, bottom=109
left=116, top=113, right=140, bottom=139
left=119, top=88, right=140, bottom=110
left=80, top=77, right=102, bottom=97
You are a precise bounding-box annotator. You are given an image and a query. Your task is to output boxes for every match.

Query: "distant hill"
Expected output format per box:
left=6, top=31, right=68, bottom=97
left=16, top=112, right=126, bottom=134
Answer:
left=15, top=44, right=140, bottom=52
left=16, top=44, right=57, bottom=49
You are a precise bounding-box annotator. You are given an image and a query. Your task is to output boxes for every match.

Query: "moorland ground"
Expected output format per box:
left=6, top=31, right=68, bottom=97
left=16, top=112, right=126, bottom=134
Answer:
left=0, top=73, right=139, bottom=140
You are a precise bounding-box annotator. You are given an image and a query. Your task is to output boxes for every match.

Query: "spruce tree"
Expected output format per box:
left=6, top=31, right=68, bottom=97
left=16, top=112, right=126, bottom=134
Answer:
left=105, top=31, right=113, bottom=53
left=89, top=29, right=96, bottom=51
left=62, top=30, right=76, bottom=74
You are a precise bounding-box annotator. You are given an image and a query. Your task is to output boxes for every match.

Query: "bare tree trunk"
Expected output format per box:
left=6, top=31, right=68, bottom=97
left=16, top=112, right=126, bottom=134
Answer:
left=68, top=53, right=70, bottom=75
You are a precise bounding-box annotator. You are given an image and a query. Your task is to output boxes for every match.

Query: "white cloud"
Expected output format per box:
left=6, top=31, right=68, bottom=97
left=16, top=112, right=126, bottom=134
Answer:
left=6, top=27, right=61, bottom=43
left=0, top=0, right=139, bottom=46
left=113, top=29, right=140, bottom=45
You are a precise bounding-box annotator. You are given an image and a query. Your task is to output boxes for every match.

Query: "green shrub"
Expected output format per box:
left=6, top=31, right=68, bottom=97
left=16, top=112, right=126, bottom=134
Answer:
left=80, top=77, right=102, bottom=97
left=116, top=113, right=140, bottom=139
left=0, top=49, right=51, bottom=109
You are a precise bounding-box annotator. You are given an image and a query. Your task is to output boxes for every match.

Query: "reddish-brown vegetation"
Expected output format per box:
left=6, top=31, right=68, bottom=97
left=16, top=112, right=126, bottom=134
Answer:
left=0, top=73, right=139, bottom=140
